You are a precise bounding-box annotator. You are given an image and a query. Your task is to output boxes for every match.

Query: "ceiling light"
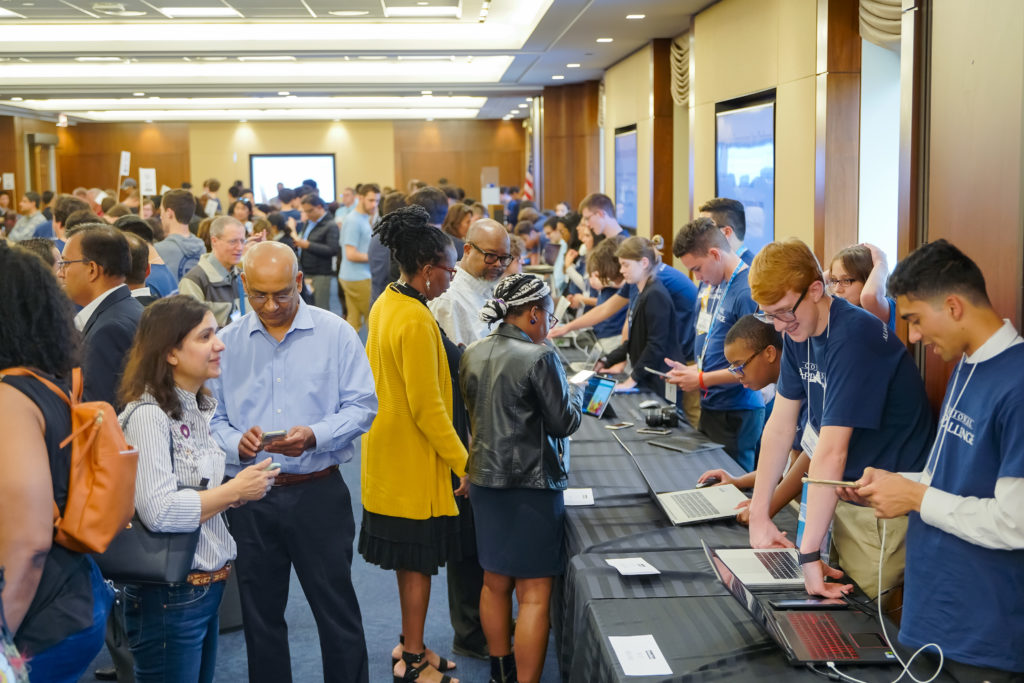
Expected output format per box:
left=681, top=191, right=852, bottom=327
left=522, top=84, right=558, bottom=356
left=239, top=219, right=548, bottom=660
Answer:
left=195, top=56, right=227, bottom=61
left=277, top=90, right=290, bottom=95
left=566, top=63, right=580, bottom=68
left=356, top=55, right=387, bottom=60
left=11, top=96, right=23, bottom=101
left=0, top=8, right=26, bottom=17
left=526, top=97, right=533, bottom=101
left=626, top=14, right=645, bottom=20
left=327, top=9, right=369, bottom=16
left=417, top=1, right=429, bottom=4
left=75, top=56, right=123, bottom=62
left=133, top=91, right=145, bottom=96
left=552, top=75, right=564, bottom=80
left=596, top=37, right=613, bottom=43
left=93, top=2, right=147, bottom=16
left=384, top=6, right=460, bottom=18
left=158, top=6, right=242, bottom=17
left=237, top=55, right=296, bottom=62
left=518, top=103, right=527, bottom=108
left=421, top=90, right=432, bottom=95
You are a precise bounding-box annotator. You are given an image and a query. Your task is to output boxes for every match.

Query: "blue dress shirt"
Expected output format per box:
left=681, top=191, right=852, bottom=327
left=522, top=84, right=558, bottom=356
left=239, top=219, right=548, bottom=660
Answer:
left=208, top=301, right=378, bottom=476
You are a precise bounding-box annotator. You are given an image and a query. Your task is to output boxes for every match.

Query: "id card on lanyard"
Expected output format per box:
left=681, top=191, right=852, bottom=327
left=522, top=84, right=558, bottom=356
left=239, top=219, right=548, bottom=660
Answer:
left=796, top=311, right=832, bottom=561
left=696, top=263, right=746, bottom=372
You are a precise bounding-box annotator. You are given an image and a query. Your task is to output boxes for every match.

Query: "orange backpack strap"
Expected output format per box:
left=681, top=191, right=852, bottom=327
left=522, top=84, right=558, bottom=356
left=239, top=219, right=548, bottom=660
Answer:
left=0, top=368, right=72, bottom=407
left=70, top=368, right=84, bottom=404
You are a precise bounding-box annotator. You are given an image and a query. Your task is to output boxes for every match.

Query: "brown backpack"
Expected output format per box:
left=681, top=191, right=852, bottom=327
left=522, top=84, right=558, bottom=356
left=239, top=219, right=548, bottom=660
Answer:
left=0, top=367, right=138, bottom=554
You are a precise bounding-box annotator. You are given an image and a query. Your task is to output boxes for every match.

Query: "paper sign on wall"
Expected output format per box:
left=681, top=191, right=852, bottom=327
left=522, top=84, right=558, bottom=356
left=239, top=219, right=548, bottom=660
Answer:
left=1, top=173, right=14, bottom=190
left=138, top=168, right=157, bottom=195
left=119, top=150, right=131, bottom=177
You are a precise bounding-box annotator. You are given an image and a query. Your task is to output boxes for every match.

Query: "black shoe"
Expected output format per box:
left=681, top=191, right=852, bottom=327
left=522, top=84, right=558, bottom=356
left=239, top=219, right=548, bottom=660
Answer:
left=489, top=654, right=517, bottom=683
left=394, top=650, right=454, bottom=683
left=94, top=668, right=117, bottom=681
left=451, top=642, right=489, bottom=660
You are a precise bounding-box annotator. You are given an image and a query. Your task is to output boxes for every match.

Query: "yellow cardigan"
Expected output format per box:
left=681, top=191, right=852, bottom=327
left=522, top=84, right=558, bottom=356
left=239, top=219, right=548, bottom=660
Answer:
left=362, top=286, right=469, bottom=520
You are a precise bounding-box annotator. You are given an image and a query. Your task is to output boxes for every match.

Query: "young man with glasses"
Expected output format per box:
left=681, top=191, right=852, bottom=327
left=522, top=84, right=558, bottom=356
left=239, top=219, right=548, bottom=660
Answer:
left=668, top=217, right=765, bottom=471
left=746, top=238, right=932, bottom=610
left=428, top=218, right=512, bottom=347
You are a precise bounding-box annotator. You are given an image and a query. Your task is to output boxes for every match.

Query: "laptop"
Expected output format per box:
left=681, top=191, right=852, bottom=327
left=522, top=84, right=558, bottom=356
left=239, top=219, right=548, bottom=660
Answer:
left=702, top=540, right=897, bottom=666
left=647, top=434, right=724, bottom=455
left=713, top=548, right=805, bottom=589
left=610, top=432, right=749, bottom=525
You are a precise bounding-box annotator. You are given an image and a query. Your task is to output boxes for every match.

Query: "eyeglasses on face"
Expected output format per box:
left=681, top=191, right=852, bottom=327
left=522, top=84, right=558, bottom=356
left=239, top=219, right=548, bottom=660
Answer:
left=247, top=292, right=294, bottom=306
left=827, top=277, right=858, bottom=290
left=727, top=346, right=767, bottom=377
left=467, top=241, right=513, bottom=267
left=754, top=286, right=809, bottom=324
left=56, top=258, right=90, bottom=271
left=434, top=264, right=458, bottom=279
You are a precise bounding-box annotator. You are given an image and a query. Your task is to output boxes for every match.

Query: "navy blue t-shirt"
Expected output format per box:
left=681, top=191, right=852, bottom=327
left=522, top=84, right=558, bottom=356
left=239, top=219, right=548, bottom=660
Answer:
left=901, top=340, right=1024, bottom=672
left=619, top=263, right=698, bottom=362
left=593, top=286, right=627, bottom=339
left=736, top=244, right=755, bottom=266
left=777, top=297, right=932, bottom=480
left=692, top=266, right=763, bottom=411
left=146, top=262, right=179, bottom=298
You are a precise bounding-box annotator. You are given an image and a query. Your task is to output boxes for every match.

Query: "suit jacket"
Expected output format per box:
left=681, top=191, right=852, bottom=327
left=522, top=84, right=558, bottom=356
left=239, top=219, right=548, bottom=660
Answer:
left=603, top=277, right=682, bottom=395
left=298, top=215, right=340, bottom=276
left=82, top=285, right=144, bottom=407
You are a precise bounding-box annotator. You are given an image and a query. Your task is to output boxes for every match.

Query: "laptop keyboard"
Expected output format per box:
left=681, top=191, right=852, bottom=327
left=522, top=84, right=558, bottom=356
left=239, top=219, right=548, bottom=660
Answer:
left=754, top=551, right=801, bottom=580
left=788, top=613, right=858, bottom=660
left=667, top=491, right=718, bottom=518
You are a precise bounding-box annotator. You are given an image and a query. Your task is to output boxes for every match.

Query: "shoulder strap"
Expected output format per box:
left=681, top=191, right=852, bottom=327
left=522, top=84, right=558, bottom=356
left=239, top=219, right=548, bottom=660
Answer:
left=122, top=401, right=176, bottom=473
left=0, top=367, right=72, bottom=407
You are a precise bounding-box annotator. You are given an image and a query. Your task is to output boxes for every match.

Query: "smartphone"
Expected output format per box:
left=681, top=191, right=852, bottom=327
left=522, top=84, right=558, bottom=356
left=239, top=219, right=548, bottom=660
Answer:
left=604, top=422, right=634, bottom=430
left=643, top=366, right=670, bottom=378
left=801, top=477, right=860, bottom=488
left=261, top=429, right=287, bottom=446
left=769, top=598, right=848, bottom=610
left=263, top=462, right=282, bottom=472
left=636, top=427, right=670, bottom=435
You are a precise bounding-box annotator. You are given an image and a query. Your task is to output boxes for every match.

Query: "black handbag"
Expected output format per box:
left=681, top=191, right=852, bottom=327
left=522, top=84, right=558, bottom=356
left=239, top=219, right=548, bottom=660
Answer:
left=92, top=404, right=202, bottom=584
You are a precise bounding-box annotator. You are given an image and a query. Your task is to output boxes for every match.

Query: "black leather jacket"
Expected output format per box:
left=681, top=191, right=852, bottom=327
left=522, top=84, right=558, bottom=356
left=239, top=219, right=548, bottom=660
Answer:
left=460, top=322, right=583, bottom=490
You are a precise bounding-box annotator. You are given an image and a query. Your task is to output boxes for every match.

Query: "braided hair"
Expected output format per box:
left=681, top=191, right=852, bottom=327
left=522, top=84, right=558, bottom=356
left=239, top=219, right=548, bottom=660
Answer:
left=480, top=273, right=551, bottom=326
left=374, top=204, right=453, bottom=276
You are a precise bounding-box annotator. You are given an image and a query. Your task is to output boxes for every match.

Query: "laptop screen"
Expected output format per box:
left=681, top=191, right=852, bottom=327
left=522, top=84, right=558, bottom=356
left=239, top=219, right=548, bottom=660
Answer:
left=582, top=375, right=616, bottom=418
left=701, top=541, right=782, bottom=639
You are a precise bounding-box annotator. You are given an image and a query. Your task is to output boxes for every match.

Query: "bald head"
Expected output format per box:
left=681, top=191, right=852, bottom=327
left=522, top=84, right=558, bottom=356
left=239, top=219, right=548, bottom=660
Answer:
left=463, top=218, right=511, bottom=281
left=243, top=240, right=299, bottom=279
left=241, top=241, right=303, bottom=331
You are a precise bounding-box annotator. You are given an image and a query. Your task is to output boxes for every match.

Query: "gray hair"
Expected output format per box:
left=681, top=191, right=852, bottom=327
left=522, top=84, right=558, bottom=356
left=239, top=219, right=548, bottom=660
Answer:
left=210, top=215, right=244, bottom=239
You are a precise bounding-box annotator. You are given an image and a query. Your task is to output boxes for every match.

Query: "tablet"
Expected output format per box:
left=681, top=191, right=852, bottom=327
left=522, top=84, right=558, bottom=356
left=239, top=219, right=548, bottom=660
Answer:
left=582, top=375, right=616, bottom=418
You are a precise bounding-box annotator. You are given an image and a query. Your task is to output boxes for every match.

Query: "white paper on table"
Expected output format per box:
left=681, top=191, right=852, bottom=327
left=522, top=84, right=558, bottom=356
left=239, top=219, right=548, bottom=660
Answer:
left=562, top=487, right=594, bottom=506
left=605, top=557, right=661, bottom=576
left=569, top=369, right=594, bottom=384
left=608, top=635, right=672, bottom=676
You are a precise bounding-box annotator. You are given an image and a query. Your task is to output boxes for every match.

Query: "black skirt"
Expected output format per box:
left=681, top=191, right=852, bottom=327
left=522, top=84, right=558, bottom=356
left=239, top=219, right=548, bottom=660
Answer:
left=358, top=509, right=464, bottom=576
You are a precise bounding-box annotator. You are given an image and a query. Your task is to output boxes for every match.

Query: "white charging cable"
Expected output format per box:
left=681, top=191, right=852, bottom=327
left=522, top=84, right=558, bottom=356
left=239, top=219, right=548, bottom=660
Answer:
left=824, top=519, right=944, bottom=683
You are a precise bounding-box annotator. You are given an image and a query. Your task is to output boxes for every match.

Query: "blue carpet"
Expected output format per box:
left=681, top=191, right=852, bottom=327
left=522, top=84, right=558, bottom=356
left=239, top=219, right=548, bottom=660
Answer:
left=83, top=281, right=561, bottom=681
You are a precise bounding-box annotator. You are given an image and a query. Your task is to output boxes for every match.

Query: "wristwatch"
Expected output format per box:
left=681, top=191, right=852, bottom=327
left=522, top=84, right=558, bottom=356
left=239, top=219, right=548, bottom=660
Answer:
left=797, top=550, right=821, bottom=566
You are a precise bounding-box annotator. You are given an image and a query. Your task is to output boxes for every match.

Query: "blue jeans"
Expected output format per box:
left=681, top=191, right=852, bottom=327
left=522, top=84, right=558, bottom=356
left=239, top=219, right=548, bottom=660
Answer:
left=27, top=557, right=113, bottom=683
left=123, top=580, right=225, bottom=683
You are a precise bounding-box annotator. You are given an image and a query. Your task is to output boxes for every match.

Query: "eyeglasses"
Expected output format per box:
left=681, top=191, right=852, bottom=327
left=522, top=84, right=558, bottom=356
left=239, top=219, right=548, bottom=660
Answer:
left=827, top=277, right=858, bottom=290
left=727, top=346, right=767, bottom=377
left=56, top=258, right=90, bottom=271
left=754, top=286, right=809, bottom=324
left=434, top=264, right=457, bottom=279
left=247, top=292, right=294, bottom=306
left=467, top=241, right=513, bottom=267
left=540, top=309, right=558, bottom=326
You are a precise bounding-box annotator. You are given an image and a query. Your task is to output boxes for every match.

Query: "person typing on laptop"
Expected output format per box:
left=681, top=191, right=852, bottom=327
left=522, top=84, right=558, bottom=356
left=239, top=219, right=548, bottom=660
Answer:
left=745, top=239, right=932, bottom=607
left=840, top=241, right=1024, bottom=681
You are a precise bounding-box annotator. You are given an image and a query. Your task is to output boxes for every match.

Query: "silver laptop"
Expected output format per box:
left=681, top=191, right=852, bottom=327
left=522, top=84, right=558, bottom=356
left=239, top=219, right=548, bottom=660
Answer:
left=553, top=296, right=571, bottom=323
left=714, top=547, right=805, bottom=589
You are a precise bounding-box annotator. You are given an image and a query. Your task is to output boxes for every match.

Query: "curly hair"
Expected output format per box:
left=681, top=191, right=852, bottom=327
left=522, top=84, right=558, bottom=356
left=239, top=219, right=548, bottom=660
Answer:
left=0, top=242, right=80, bottom=377
left=480, top=273, right=551, bottom=325
left=374, top=204, right=453, bottom=277
left=118, top=296, right=215, bottom=420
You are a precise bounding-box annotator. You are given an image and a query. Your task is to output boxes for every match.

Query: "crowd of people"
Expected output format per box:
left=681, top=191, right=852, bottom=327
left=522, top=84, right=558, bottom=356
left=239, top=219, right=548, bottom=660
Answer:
left=0, top=175, right=1021, bottom=683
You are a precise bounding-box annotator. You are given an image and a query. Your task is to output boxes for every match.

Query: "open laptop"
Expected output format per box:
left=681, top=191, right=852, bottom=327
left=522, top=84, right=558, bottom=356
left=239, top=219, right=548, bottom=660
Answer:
left=610, top=432, right=749, bottom=525
left=702, top=540, right=897, bottom=666
left=713, top=547, right=805, bottom=589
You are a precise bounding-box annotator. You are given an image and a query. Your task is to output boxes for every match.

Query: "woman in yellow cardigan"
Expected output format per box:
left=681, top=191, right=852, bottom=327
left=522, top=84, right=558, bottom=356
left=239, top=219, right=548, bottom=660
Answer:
left=360, top=204, right=468, bottom=683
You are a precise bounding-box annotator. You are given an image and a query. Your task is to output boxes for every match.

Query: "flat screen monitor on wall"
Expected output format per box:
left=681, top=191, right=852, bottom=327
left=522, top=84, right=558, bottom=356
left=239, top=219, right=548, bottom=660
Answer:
left=614, top=125, right=638, bottom=231
left=250, top=154, right=337, bottom=204
left=715, top=95, right=775, bottom=257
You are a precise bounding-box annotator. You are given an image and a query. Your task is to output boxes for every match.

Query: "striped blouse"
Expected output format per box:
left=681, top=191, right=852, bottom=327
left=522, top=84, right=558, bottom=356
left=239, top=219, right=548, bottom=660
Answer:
left=119, top=388, right=236, bottom=572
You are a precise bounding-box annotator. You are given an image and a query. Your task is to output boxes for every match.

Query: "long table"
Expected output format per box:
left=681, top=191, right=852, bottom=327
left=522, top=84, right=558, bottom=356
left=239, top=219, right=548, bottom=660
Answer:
left=554, top=390, right=954, bottom=683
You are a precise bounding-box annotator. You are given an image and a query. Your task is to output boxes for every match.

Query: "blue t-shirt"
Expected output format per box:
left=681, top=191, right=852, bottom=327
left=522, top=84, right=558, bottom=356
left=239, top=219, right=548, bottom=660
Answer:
left=885, top=295, right=897, bottom=333
left=593, top=286, right=627, bottom=339
left=692, top=266, right=763, bottom=411
left=619, top=263, right=699, bottom=363
left=776, top=297, right=932, bottom=480
left=281, top=208, right=302, bottom=223
left=146, top=262, right=178, bottom=298
left=736, top=244, right=755, bottom=266
left=339, top=211, right=372, bottom=281
left=900, top=341, right=1024, bottom=672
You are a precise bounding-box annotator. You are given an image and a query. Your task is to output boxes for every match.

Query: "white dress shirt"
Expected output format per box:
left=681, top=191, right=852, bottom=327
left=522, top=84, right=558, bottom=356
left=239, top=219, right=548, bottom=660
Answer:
left=73, top=285, right=124, bottom=331
left=428, top=266, right=497, bottom=346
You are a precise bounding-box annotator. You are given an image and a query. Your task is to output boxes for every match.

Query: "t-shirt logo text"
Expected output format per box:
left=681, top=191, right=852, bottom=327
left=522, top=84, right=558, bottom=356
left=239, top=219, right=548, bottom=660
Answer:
left=941, top=408, right=975, bottom=446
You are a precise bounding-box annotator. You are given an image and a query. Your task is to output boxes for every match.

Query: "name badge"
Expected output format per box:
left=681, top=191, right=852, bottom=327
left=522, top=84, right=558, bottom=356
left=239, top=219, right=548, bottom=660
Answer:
left=801, top=424, right=819, bottom=458
left=229, top=308, right=242, bottom=323
left=664, top=381, right=678, bottom=404
left=696, top=306, right=713, bottom=336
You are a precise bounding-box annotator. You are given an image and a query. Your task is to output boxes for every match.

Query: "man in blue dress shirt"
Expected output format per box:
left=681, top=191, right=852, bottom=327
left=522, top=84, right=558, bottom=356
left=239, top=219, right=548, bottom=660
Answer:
left=209, top=241, right=377, bottom=683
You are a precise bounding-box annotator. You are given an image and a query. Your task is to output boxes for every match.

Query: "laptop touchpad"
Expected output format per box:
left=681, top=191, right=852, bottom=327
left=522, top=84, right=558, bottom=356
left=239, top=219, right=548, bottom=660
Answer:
left=850, top=632, right=887, bottom=648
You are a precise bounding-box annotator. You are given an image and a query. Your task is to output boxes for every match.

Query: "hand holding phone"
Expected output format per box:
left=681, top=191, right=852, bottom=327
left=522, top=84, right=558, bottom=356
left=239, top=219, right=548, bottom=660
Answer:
left=643, top=366, right=670, bottom=378
left=261, top=429, right=287, bottom=446
left=802, top=477, right=860, bottom=488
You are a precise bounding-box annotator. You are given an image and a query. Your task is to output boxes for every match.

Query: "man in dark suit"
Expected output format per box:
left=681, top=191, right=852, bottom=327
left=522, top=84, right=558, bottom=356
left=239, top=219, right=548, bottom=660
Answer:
left=292, top=194, right=339, bottom=310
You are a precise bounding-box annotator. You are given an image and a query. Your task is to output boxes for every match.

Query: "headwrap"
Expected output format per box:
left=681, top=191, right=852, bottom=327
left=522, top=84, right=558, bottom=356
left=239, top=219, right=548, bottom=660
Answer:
left=479, top=273, right=551, bottom=325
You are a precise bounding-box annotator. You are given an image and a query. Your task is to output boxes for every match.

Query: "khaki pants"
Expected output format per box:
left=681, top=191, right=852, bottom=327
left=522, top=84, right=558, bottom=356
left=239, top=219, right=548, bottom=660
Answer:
left=832, top=499, right=907, bottom=615
left=340, top=278, right=371, bottom=332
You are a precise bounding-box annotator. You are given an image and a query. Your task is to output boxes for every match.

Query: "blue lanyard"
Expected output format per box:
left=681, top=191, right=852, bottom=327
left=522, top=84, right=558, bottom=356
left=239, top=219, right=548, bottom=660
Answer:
left=697, top=262, right=747, bottom=370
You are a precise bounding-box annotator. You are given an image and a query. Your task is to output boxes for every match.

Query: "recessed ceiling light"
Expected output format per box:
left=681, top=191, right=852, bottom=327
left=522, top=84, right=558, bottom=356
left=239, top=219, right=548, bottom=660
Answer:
left=552, top=75, right=565, bottom=80
left=237, top=55, right=296, bottom=62
left=75, top=56, right=123, bottom=62
left=385, top=6, right=459, bottom=17
left=417, top=1, right=429, bottom=4
left=133, top=91, right=145, bottom=96
left=566, top=63, right=580, bottom=68
left=158, top=6, right=242, bottom=17
left=356, top=55, right=387, bottom=60
left=526, top=97, right=533, bottom=101
left=11, top=96, right=24, bottom=101
left=626, top=14, right=645, bottom=20
left=327, top=9, right=369, bottom=16
left=596, top=37, right=613, bottom=43
left=0, top=8, right=26, bottom=17
left=22, top=2, right=35, bottom=6
left=421, top=90, right=432, bottom=95
left=195, top=56, right=227, bottom=61
left=93, top=2, right=147, bottom=16
left=278, top=91, right=290, bottom=95
left=518, top=103, right=527, bottom=108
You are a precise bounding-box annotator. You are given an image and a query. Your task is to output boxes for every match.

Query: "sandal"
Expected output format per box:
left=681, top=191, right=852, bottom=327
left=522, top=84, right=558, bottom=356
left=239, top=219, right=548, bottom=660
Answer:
left=391, top=636, right=456, bottom=673
left=393, top=650, right=455, bottom=683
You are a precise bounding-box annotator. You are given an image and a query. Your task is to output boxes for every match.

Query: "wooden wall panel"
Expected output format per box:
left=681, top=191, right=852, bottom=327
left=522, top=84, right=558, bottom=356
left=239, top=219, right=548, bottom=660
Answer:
left=392, top=120, right=525, bottom=198
left=57, top=122, right=190, bottom=196
left=542, top=81, right=600, bottom=211
left=651, top=39, right=675, bottom=253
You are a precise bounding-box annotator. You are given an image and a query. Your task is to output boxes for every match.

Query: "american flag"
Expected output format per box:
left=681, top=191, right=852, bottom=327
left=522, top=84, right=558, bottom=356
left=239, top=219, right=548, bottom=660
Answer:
left=523, top=147, right=535, bottom=201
